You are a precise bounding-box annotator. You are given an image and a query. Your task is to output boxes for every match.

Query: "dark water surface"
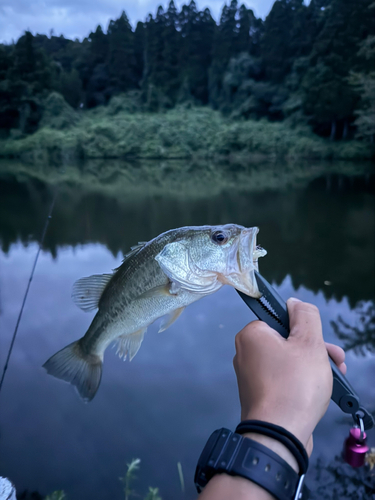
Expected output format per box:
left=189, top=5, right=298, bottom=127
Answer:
left=0, top=160, right=374, bottom=499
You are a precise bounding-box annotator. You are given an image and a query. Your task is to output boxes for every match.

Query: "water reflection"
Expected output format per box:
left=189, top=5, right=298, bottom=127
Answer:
left=0, top=160, right=374, bottom=499
left=332, top=302, right=375, bottom=356
left=313, top=455, right=375, bottom=499
left=0, top=160, right=374, bottom=306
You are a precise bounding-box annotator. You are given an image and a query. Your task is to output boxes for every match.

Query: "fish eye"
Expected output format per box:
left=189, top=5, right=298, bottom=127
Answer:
left=211, top=231, right=228, bottom=245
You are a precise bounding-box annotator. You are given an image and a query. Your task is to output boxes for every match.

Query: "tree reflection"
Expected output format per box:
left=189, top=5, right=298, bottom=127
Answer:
left=0, top=161, right=374, bottom=305
left=312, top=454, right=375, bottom=499
left=331, top=301, right=375, bottom=355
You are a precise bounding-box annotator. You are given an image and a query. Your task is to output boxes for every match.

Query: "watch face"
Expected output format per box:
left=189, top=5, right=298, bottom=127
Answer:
left=194, top=428, right=228, bottom=492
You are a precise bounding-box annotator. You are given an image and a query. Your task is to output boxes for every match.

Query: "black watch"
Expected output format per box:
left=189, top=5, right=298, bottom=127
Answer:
left=195, top=428, right=308, bottom=500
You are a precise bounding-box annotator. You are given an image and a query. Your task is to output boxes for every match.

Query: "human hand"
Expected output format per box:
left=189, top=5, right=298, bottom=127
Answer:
left=233, top=298, right=346, bottom=456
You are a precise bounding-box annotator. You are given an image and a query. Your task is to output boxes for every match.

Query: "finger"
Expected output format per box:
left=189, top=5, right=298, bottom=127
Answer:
left=325, top=342, right=345, bottom=365
left=287, top=298, right=322, bottom=343
left=325, top=342, right=347, bottom=374
left=338, top=362, right=347, bottom=375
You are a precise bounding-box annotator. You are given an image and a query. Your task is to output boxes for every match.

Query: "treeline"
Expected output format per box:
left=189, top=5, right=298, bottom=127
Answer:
left=0, top=0, right=374, bottom=141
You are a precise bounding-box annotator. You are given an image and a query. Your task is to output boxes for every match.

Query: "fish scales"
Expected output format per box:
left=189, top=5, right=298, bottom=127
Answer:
left=43, top=224, right=267, bottom=401
left=83, top=229, right=191, bottom=354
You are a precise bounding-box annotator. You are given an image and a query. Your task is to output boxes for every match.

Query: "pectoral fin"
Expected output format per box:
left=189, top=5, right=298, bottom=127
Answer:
left=116, top=328, right=146, bottom=361
left=158, top=307, right=185, bottom=333
left=138, top=283, right=176, bottom=300
left=72, top=273, right=113, bottom=311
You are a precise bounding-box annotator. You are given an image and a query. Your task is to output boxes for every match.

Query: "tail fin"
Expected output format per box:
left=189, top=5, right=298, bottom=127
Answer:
left=43, top=341, right=102, bottom=402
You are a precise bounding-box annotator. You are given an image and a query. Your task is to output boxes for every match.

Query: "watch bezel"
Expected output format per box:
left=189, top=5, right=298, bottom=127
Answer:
left=194, top=428, right=225, bottom=492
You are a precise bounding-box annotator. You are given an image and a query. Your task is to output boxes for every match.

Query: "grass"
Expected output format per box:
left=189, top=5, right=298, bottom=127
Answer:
left=0, top=97, right=373, bottom=162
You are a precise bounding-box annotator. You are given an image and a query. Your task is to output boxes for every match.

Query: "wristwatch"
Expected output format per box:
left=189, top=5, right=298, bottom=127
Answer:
left=195, top=428, right=308, bottom=500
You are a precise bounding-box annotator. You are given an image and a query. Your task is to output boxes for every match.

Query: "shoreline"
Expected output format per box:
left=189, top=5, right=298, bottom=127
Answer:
left=1, top=107, right=373, bottom=164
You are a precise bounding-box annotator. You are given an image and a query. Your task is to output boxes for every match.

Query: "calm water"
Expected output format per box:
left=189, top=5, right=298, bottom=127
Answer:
left=0, top=160, right=374, bottom=500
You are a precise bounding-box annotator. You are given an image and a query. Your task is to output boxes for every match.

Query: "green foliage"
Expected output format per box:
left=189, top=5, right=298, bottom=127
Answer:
left=120, top=458, right=141, bottom=500
left=40, top=92, right=79, bottom=130
left=45, top=491, right=66, bottom=500
left=177, top=462, right=185, bottom=493
left=59, top=69, right=82, bottom=108
left=119, top=458, right=163, bottom=500
left=350, top=72, right=375, bottom=141
left=106, top=91, right=142, bottom=115
left=0, top=106, right=373, bottom=162
left=301, top=0, right=374, bottom=138
left=42, top=458, right=164, bottom=500
left=348, top=28, right=375, bottom=141
left=261, top=0, right=310, bottom=83
left=0, top=0, right=373, bottom=141
left=144, top=487, right=162, bottom=500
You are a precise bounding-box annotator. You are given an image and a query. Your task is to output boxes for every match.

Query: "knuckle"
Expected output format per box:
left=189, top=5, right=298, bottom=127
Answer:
left=235, top=321, right=268, bottom=349
left=296, top=301, right=320, bottom=316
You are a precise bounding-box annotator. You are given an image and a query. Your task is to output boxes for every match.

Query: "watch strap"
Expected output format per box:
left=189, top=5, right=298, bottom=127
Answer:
left=195, top=428, right=308, bottom=500
left=235, top=420, right=309, bottom=475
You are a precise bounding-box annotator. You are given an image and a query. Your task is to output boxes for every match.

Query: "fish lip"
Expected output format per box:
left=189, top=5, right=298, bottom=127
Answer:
left=218, top=226, right=266, bottom=297
left=235, top=226, right=267, bottom=297
left=240, top=227, right=259, bottom=293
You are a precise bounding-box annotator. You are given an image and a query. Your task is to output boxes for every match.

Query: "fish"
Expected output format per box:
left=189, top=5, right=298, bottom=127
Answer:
left=43, top=224, right=267, bottom=402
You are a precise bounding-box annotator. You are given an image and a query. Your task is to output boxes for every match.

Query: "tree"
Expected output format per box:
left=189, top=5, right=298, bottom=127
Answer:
left=302, top=0, right=374, bottom=138
left=0, top=32, right=56, bottom=132
left=59, top=69, right=82, bottom=108
left=349, top=17, right=375, bottom=141
left=261, top=0, right=310, bottom=84
left=83, top=25, right=110, bottom=107
left=209, top=0, right=263, bottom=109
left=11, top=31, right=54, bottom=93
left=107, top=12, right=137, bottom=93
left=179, top=3, right=216, bottom=103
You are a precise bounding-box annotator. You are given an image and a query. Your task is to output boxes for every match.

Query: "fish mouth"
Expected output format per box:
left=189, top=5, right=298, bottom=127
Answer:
left=220, top=227, right=267, bottom=297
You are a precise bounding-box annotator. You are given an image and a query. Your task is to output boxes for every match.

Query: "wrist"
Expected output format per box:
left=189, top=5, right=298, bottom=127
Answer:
left=242, top=405, right=312, bottom=449
left=195, top=428, right=308, bottom=500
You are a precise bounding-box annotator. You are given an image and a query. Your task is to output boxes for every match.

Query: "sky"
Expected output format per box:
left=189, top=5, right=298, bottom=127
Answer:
left=0, top=0, right=275, bottom=44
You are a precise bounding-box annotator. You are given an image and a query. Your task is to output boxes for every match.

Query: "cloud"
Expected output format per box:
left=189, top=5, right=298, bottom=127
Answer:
left=0, top=0, right=274, bottom=44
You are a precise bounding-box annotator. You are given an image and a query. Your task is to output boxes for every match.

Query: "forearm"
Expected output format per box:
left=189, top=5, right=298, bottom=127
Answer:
left=198, top=472, right=274, bottom=500
left=198, top=433, right=299, bottom=500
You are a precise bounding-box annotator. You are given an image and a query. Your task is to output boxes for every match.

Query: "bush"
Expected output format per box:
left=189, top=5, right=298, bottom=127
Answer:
left=0, top=105, right=373, bottom=161
left=40, top=92, right=79, bottom=130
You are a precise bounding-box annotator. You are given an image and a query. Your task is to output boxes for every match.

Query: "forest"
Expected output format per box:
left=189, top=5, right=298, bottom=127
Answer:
left=0, top=0, right=374, bottom=160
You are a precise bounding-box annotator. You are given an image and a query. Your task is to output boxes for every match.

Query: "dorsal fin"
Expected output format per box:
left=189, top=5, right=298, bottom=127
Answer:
left=113, top=241, right=148, bottom=273
left=121, top=241, right=148, bottom=263
left=72, top=274, right=113, bottom=311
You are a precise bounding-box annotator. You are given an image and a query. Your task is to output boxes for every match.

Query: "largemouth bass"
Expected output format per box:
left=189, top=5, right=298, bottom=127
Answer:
left=43, top=224, right=267, bottom=401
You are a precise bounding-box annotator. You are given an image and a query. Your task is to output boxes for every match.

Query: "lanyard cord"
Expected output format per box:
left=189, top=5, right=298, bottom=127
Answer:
left=0, top=190, right=58, bottom=397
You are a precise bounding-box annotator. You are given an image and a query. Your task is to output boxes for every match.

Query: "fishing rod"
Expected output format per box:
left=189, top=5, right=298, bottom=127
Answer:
left=0, top=189, right=58, bottom=398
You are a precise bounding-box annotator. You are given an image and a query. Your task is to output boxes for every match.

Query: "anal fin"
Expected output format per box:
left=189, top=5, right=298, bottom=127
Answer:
left=116, top=328, right=146, bottom=361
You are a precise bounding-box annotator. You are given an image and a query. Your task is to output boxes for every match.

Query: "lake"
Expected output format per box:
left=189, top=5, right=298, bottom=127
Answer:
left=0, top=159, right=374, bottom=500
